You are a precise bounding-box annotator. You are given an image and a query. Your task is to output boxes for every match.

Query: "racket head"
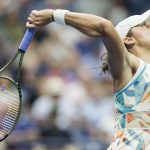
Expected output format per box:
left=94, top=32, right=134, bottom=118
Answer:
left=0, top=76, right=22, bottom=141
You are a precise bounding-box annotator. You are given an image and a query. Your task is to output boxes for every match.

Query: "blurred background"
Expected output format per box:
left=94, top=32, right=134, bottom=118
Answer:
left=0, top=0, right=149, bottom=150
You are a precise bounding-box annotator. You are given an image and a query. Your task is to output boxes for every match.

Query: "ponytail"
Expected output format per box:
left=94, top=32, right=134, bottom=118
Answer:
left=101, top=53, right=109, bottom=73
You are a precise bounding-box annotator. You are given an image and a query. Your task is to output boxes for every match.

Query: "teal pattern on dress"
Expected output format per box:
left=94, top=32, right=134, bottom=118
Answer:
left=108, top=59, right=150, bottom=150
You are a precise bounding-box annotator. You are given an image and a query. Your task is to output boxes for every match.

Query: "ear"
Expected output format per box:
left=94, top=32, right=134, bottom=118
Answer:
left=124, top=37, right=136, bottom=49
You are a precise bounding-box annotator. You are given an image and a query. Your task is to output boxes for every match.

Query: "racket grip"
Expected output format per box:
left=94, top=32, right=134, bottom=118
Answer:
left=19, top=28, right=36, bottom=53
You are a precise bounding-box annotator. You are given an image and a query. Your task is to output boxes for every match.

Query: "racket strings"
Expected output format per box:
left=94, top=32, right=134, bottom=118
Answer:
left=0, top=78, right=20, bottom=140
left=0, top=97, right=19, bottom=138
left=0, top=78, right=18, bottom=94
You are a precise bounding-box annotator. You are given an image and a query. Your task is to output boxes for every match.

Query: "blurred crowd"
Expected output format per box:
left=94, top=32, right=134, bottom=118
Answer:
left=0, top=0, right=149, bottom=150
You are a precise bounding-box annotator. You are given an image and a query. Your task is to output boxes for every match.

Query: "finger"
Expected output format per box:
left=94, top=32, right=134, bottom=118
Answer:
left=35, top=17, right=47, bottom=22
left=26, top=22, right=38, bottom=28
left=29, top=14, right=37, bottom=21
left=28, top=15, right=46, bottom=25
left=27, top=17, right=34, bottom=23
left=31, top=10, right=40, bottom=17
left=34, top=20, right=46, bottom=26
left=27, top=16, right=41, bottom=26
left=33, top=10, right=47, bottom=17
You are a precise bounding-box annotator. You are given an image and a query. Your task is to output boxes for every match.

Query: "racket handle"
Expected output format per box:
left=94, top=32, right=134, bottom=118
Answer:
left=19, top=28, right=36, bottom=53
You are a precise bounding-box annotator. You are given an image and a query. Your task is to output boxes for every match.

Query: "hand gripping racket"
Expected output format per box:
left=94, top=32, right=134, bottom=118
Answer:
left=0, top=28, right=36, bottom=141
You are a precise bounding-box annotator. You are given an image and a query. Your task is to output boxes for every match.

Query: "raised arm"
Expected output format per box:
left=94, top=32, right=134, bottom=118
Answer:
left=64, top=12, right=130, bottom=77
left=27, top=9, right=134, bottom=90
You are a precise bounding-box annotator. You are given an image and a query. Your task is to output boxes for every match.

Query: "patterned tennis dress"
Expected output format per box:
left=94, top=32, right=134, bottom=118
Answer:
left=108, top=59, right=150, bottom=150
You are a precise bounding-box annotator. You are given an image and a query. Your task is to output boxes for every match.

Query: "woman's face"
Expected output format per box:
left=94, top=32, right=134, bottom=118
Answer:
left=131, top=22, right=150, bottom=49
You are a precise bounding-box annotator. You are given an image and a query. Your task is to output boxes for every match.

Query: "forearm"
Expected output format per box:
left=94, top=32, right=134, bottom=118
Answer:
left=27, top=9, right=111, bottom=38
left=64, top=12, right=109, bottom=37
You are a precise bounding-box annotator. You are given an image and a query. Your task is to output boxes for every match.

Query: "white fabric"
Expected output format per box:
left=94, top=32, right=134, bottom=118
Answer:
left=116, top=9, right=150, bottom=39
left=53, top=9, right=69, bottom=25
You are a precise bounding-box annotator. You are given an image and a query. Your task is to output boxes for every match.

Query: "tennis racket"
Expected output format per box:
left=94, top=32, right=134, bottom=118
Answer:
left=0, top=28, right=36, bottom=141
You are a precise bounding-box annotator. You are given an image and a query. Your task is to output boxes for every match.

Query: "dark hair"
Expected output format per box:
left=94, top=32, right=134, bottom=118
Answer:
left=101, top=53, right=109, bottom=73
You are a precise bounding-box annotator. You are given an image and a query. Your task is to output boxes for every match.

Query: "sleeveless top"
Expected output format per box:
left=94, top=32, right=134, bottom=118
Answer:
left=108, top=59, right=150, bottom=150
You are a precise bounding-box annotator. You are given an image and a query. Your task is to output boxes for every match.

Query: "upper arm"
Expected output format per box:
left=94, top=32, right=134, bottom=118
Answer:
left=101, top=21, right=132, bottom=79
left=65, top=12, right=133, bottom=79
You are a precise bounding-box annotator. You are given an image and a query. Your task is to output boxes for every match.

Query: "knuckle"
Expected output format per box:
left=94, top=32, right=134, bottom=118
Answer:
left=27, top=17, right=31, bottom=20
left=32, top=10, right=38, bottom=16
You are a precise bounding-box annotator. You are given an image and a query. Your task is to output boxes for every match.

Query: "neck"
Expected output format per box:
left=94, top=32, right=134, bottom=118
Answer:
left=129, top=46, right=150, bottom=64
left=139, top=50, right=150, bottom=64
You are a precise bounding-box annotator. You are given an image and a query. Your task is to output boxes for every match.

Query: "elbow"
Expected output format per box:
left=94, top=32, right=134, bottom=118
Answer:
left=97, top=19, right=115, bottom=37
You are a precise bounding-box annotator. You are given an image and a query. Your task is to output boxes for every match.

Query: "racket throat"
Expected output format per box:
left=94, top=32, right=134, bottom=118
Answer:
left=16, top=53, right=24, bottom=101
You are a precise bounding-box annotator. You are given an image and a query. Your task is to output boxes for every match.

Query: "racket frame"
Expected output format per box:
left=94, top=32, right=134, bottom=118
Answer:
left=0, top=28, right=36, bottom=141
left=0, top=51, right=24, bottom=141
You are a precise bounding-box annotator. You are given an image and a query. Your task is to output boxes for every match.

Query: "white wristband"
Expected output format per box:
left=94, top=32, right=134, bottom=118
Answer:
left=53, top=9, right=69, bottom=25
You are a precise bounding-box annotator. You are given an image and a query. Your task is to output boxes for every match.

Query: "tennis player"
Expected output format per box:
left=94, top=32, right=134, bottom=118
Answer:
left=26, top=9, right=150, bottom=149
